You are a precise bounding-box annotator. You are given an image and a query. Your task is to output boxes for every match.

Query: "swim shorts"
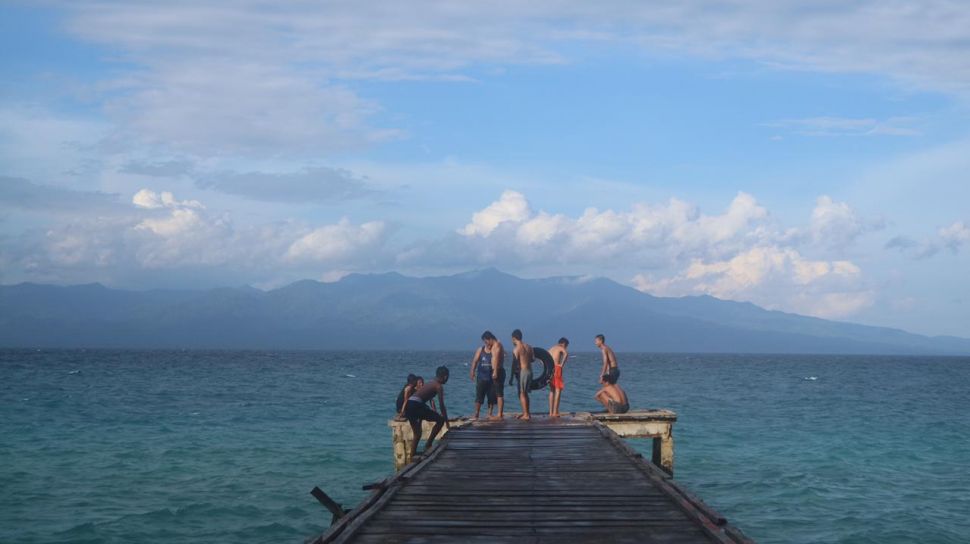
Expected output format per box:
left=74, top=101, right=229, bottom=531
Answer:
left=602, top=366, right=620, bottom=384
left=404, top=400, right=445, bottom=424
left=519, top=368, right=532, bottom=396
left=475, top=378, right=492, bottom=404
left=607, top=400, right=630, bottom=414
left=489, top=368, right=506, bottom=405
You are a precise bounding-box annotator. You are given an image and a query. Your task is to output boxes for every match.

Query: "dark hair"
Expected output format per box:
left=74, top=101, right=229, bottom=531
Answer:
left=558, top=337, right=569, bottom=347
left=436, top=366, right=449, bottom=380
left=481, top=330, right=496, bottom=341
left=415, top=375, right=425, bottom=384
left=406, top=373, right=418, bottom=386
left=511, top=329, right=522, bottom=341
left=595, top=334, right=605, bottom=342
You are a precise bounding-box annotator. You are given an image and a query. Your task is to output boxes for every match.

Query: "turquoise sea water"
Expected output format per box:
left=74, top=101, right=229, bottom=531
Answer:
left=2, top=349, right=969, bottom=543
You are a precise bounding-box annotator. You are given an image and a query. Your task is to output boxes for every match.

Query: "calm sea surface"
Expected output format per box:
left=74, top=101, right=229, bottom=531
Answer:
left=2, top=350, right=969, bottom=543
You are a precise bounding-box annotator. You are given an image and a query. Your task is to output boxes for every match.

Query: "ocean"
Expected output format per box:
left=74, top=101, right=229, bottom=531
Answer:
left=2, top=349, right=969, bottom=543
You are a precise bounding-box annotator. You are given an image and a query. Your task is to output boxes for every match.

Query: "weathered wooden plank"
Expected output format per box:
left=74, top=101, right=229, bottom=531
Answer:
left=315, top=416, right=751, bottom=544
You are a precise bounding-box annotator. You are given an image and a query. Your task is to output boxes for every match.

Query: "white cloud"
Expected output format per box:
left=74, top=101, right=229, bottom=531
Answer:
left=939, top=220, right=970, bottom=252
left=132, top=188, right=203, bottom=210
left=460, top=190, right=531, bottom=237
left=455, top=190, right=771, bottom=263
left=809, top=195, right=880, bottom=248
left=633, top=246, right=871, bottom=319
left=286, top=219, right=387, bottom=263
left=6, top=189, right=390, bottom=281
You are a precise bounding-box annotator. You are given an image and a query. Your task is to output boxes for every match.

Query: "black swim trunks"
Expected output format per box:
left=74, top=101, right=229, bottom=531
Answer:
left=602, top=366, right=620, bottom=385
left=475, top=378, right=492, bottom=404
left=404, top=399, right=445, bottom=424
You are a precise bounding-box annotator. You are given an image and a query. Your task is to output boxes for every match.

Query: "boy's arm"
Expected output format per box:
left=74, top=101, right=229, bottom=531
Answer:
left=600, top=350, right=608, bottom=383
left=469, top=347, right=481, bottom=381
left=493, top=344, right=504, bottom=380
left=438, top=385, right=449, bottom=428
left=397, top=385, right=412, bottom=417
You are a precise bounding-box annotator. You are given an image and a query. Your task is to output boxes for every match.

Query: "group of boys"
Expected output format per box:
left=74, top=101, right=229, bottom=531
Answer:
left=397, top=331, right=630, bottom=458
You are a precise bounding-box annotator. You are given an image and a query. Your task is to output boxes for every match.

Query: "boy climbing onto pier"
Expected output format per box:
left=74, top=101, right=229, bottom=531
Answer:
left=403, top=366, right=450, bottom=458
left=547, top=337, right=569, bottom=417
left=511, top=329, right=534, bottom=420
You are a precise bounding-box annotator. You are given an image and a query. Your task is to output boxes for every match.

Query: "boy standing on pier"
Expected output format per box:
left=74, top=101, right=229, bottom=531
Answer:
left=470, top=331, right=505, bottom=420
left=547, top=337, right=569, bottom=417
left=403, top=366, right=450, bottom=458
left=511, top=329, right=535, bottom=420
left=595, top=334, right=620, bottom=385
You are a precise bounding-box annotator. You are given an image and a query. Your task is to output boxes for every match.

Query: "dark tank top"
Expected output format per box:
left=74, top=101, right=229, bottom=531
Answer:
left=476, top=349, right=493, bottom=381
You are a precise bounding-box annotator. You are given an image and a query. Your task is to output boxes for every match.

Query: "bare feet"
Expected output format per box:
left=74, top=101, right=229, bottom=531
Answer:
left=488, top=415, right=503, bottom=420
left=521, top=415, right=531, bottom=421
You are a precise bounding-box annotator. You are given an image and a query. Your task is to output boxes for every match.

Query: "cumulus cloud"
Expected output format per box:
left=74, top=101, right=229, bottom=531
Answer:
left=132, top=188, right=203, bottom=210
left=809, top=195, right=881, bottom=248
left=633, top=246, right=871, bottom=319
left=460, top=190, right=531, bottom=237
left=286, top=219, right=387, bottom=263
left=449, top=190, right=771, bottom=265
left=4, top=188, right=391, bottom=283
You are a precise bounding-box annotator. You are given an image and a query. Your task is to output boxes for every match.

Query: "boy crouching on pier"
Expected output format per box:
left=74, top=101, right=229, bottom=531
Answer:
left=403, top=366, right=450, bottom=458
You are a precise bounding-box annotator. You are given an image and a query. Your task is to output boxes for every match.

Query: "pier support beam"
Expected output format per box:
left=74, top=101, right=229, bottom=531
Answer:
left=389, top=418, right=470, bottom=470
left=591, top=410, right=677, bottom=475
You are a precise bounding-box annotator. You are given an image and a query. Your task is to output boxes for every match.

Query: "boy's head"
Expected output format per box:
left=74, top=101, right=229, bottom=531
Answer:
left=415, top=376, right=425, bottom=388
left=558, top=337, right=569, bottom=348
left=435, top=366, right=450, bottom=383
left=594, top=334, right=605, bottom=347
left=481, top=330, right=496, bottom=346
left=511, top=329, right=523, bottom=343
left=407, top=373, right=418, bottom=386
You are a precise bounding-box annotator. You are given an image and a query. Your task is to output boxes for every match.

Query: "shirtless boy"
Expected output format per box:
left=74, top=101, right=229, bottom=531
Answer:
left=595, top=334, right=620, bottom=385
left=511, top=329, right=535, bottom=420
left=403, top=366, right=450, bottom=458
left=595, top=372, right=630, bottom=414
left=547, top=337, right=569, bottom=417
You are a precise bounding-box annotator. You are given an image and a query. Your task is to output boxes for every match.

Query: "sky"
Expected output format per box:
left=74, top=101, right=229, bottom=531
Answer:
left=1, top=1, right=969, bottom=338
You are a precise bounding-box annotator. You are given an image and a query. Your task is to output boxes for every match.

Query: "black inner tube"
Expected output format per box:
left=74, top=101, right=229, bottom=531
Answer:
left=529, top=347, right=554, bottom=391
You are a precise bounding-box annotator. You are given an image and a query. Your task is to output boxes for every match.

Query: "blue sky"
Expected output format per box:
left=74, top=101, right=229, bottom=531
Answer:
left=1, top=1, right=969, bottom=337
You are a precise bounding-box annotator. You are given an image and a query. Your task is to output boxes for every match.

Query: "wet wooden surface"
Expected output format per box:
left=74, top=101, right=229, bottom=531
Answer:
left=317, top=416, right=750, bottom=544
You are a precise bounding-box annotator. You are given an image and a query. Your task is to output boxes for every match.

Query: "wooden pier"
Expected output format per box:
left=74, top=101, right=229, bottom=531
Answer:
left=312, top=413, right=751, bottom=543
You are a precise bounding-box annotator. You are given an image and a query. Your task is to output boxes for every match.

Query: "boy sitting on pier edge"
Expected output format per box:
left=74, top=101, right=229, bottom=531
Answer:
left=595, top=371, right=630, bottom=414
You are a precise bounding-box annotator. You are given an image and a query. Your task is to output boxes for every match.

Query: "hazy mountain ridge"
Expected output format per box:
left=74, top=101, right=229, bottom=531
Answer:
left=2, top=269, right=969, bottom=354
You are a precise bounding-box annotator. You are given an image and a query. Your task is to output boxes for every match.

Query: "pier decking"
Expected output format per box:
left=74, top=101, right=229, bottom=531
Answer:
left=313, top=414, right=750, bottom=543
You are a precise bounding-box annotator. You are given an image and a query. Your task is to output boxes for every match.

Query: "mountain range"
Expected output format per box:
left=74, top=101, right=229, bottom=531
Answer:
left=2, top=268, right=969, bottom=354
